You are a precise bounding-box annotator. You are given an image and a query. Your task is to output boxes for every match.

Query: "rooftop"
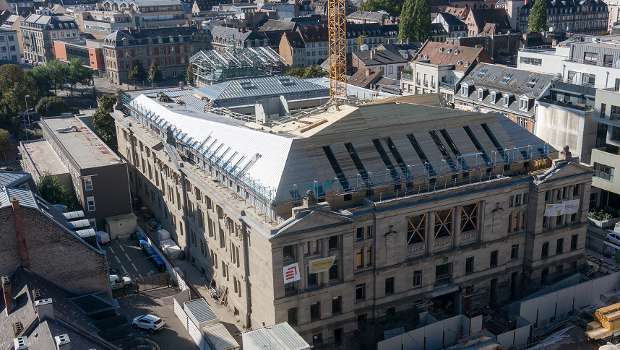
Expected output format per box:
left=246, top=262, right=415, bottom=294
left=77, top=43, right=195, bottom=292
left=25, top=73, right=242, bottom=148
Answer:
left=20, top=139, right=69, bottom=177
left=413, top=41, right=488, bottom=72
left=39, top=116, right=123, bottom=169
left=242, top=322, right=309, bottom=350
left=0, top=171, right=31, bottom=189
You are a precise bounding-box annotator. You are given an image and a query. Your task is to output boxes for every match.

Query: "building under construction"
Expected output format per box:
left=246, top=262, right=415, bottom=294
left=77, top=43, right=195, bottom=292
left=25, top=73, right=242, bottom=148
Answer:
left=189, top=46, right=285, bottom=87
left=113, top=91, right=591, bottom=348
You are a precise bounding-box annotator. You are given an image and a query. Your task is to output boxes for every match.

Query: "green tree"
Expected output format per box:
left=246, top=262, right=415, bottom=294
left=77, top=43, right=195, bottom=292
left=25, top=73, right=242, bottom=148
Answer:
left=0, top=65, right=43, bottom=133
left=285, top=66, right=327, bottom=78
left=0, top=128, right=10, bottom=162
left=361, top=0, right=403, bottom=16
left=412, top=0, right=431, bottom=42
left=398, top=0, right=416, bottom=42
left=148, top=63, right=162, bottom=85
left=66, top=59, right=93, bottom=94
left=35, top=96, right=67, bottom=117
left=92, top=94, right=117, bottom=150
left=37, top=174, right=79, bottom=209
left=528, top=0, right=548, bottom=32
left=128, top=60, right=146, bottom=85
left=43, top=60, right=69, bottom=92
left=186, top=64, right=195, bottom=86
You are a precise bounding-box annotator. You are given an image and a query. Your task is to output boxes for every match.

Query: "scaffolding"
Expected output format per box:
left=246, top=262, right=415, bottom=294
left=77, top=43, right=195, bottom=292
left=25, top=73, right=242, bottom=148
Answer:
left=189, top=47, right=285, bottom=87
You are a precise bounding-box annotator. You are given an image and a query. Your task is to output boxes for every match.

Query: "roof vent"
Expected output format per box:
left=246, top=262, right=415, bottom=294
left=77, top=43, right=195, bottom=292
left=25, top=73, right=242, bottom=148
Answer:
left=14, top=336, right=28, bottom=350
left=54, top=334, right=70, bottom=350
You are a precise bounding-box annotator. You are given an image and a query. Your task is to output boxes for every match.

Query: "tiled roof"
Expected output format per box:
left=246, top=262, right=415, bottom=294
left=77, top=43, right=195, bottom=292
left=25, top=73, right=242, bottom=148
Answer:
left=354, top=47, right=408, bottom=66
left=413, top=41, right=487, bottom=72
left=469, top=8, right=511, bottom=32
left=258, top=19, right=296, bottom=32
left=0, top=171, right=31, bottom=189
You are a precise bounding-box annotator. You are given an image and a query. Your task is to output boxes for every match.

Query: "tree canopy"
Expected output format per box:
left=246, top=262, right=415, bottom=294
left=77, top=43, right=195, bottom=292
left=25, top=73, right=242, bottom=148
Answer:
left=285, top=66, right=327, bottom=79
left=0, top=65, right=43, bottom=133
left=186, top=64, right=195, bottom=86
left=0, top=128, right=10, bottom=162
left=361, top=0, right=403, bottom=17
left=148, top=64, right=162, bottom=85
left=92, top=94, right=118, bottom=150
left=38, top=174, right=80, bottom=210
left=399, top=0, right=431, bottom=42
left=528, top=0, right=548, bottom=32
left=128, top=61, right=146, bottom=84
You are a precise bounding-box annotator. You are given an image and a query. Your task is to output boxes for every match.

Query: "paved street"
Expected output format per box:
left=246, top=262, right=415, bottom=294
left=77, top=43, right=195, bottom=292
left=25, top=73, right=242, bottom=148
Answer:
left=106, top=238, right=158, bottom=280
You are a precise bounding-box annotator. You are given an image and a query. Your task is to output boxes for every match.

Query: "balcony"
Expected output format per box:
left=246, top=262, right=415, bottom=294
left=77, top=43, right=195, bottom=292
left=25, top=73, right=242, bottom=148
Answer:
left=461, top=230, right=477, bottom=245
left=591, top=147, right=620, bottom=195
left=434, top=274, right=453, bottom=286
left=433, top=236, right=452, bottom=252
left=407, top=242, right=425, bottom=258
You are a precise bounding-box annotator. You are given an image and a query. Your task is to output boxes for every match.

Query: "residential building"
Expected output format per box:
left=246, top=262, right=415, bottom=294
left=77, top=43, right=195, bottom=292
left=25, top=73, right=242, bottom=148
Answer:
left=20, top=116, right=132, bottom=228
left=512, top=0, right=608, bottom=33
left=20, top=11, right=79, bottom=64
left=454, top=63, right=556, bottom=132
left=190, top=46, right=285, bottom=87
left=400, top=41, right=490, bottom=104
left=257, top=19, right=296, bottom=51
left=430, top=23, right=449, bottom=42
left=517, top=35, right=620, bottom=90
left=432, top=12, right=468, bottom=39
left=53, top=37, right=105, bottom=71
left=102, top=27, right=210, bottom=84
left=114, top=91, right=590, bottom=348
left=192, top=75, right=329, bottom=116
left=349, top=46, right=410, bottom=93
left=95, top=0, right=189, bottom=29
left=74, top=10, right=134, bottom=37
left=210, top=25, right=270, bottom=51
left=606, top=0, right=620, bottom=32
left=464, top=8, right=511, bottom=36
left=452, top=32, right=542, bottom=66
left=2, top=14, right=24, bottom=55
left=591, top=88, right=620, bottom=206
left=0, top=27, right=20, bottom=63
left=534, top=82, right=597, bottom=163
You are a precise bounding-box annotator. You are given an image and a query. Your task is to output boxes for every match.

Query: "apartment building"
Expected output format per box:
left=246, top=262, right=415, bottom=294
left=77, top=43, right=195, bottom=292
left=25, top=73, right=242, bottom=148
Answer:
left=455, top=63, right=556, bottom=133
left=113, top=90, right=590, bottom=348
left=591, top=88, right=620, bottom=206
left=0, top=27, right=20, bottom=63
left=517, top=35, right=620, bottom=90
left=102, top=27, right=210, bottom=84
left=512, top=0, right=608, bottom=33
left=20, top=11, right=79, bottom=64
left=95, top=0, right=189, bottom=29
left=21, top=116, right=132, bottom=227
left=53, top=38, right=105, bottom=71
left=400, top=41, right=490, bottom=104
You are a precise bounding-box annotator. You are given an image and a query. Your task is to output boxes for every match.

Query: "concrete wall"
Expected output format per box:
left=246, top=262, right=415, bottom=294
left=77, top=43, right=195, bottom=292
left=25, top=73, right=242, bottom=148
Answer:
left=377, top=314, right=475, bottom=350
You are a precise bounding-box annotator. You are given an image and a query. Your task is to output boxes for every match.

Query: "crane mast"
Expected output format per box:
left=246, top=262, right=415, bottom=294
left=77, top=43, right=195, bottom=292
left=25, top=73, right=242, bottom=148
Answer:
left=328, top=0, right=347, bottom=100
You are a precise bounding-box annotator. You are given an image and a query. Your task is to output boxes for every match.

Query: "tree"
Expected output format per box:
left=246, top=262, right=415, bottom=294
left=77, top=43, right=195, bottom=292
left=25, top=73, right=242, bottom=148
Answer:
left=92, top=94, right=117, bottom=150
left=412, top=0, right=431, bottom=42
left=285, top=66, right=327, bottom=78
left=528, top=0, right=548, bottom=32
left=35, top=96, right=68, bottom=117
left=43, top=60, right=69, bottom=92
left=66, top=59, right=93, bottom=94
left=186, top=64, right=195, bottom=86
left=148, top=63, right=162, bottom=85
left=128, top=61, right=146, bottom=85
left=37, top=174, right=79, bottom=209
left=398, top=0, right=416, bottom=42
left=361, top=0, right=403, bottom=16
left=0, top=65, right=43, bottom=133
left=0, top=128, right=10, bottom=162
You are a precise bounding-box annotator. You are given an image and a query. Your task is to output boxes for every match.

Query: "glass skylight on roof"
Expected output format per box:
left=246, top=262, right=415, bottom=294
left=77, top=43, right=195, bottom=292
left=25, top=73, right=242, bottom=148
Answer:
left=500, top=74, right=513, bottom=84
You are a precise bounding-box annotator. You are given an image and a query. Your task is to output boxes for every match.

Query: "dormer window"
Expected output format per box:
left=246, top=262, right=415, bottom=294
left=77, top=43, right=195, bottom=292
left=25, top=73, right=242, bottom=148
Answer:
left=461, top=83, right=469, bottom=96
left=519, top=96, right=530, bottom=111
left=477, top=88, right=485, bottom=100
left=490, top=91, right=497, bottom=104
left=503, top=94, right=511, bottom=107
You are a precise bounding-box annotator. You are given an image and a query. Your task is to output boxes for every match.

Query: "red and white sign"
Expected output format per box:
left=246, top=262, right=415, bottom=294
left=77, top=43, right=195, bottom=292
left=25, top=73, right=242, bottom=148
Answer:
left=283, top=263, right=300, bottom=284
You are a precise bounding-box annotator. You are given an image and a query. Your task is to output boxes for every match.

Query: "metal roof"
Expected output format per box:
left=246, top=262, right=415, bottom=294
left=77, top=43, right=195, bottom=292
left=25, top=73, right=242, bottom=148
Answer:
left=63, top=210, right=85, bottom=220
left=197, top=75, right=328, bottom=101
left=0, top=187, right=38, bottom=209
left=184, top=299, right=217, bottom=327
left=69, top=219, right=91, bottom=229
left=242, top=322, right=309, bottom=350
left=0, top=171, right=31, bottom=189
left=203, top=323, right=239, bottom=350
left=76, top=228, right=96, bottom=238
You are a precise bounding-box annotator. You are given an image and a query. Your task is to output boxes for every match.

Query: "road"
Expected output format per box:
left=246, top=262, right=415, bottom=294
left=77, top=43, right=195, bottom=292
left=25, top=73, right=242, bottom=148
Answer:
left=107, top=238, right=158, bottom=280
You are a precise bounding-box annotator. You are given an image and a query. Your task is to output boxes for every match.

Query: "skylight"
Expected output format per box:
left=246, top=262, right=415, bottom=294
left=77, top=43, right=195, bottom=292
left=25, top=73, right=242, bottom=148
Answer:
left=500, top=74, right=513, bottom=84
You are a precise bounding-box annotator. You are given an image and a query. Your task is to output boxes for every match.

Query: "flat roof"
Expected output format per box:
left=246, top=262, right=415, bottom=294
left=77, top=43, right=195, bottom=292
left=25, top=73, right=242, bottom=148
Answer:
left=21, top=139, right=69, bottom=176
left=41, top=116, right=123, bottom=169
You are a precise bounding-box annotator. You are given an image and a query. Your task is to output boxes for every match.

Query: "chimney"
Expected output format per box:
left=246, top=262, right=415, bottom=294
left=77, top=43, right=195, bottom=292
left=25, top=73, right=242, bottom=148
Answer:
left=302, top=190, right=317, bottom=208
left=54, top=334, right=71, bottom=350
left=35, top=298, right=54, bottom=321
left=13, top=336, right=28, bottom=350
left=2, top=276, right=12, bottom=315
left=11, top=198, right=30, bottom=268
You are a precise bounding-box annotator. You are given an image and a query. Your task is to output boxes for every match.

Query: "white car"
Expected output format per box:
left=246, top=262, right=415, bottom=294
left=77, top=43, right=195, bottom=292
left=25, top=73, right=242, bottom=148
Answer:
left=109, top=274, right=132, bottom=290
left=132, top=314, right=165, bottom=332
left=607, top=231, right=620, bottom=247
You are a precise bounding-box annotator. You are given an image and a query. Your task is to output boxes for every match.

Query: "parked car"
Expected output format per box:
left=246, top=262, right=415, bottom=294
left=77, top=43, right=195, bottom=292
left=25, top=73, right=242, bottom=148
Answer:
left=109, top=274, right=133, bottom=290
left=132, top=314, right=165, bottom=332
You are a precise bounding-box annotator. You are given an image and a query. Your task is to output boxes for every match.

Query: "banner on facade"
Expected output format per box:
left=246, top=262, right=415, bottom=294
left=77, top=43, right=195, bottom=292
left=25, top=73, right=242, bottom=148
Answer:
left=544, top=199, right=580, bottom=216
left=283, top=263, right=300, bottom=284
left=308, top=256, right=336, bottom=274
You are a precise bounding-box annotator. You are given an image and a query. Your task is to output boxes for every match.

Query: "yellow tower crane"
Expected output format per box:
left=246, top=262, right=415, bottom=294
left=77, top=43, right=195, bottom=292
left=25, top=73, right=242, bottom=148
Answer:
left=328, top=0, right=347, bottom=100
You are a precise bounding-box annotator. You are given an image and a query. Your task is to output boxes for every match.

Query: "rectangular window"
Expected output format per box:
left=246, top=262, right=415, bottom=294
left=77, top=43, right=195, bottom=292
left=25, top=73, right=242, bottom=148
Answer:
left=83, top=176, right=93, bottom=192
left=356, top=227, right=364, bottom=241
left=594, top=162, right=615, bottom=181
left=287, top=308, right=297, bottom=326
left=584, top=51, right=598, bottom=65
left=283, top=245, right=295, bottom=260
left=332, top=296, right=342, bottom=314
left=307, top=269, right=318, bottom=288
left=541, top=242, right=549, bottom=259
left=334, top=328, right=343, bottom=346
left=556, top=238, right=564, bottom=254
left=490, top=250, right=498, bottom=268
left=356, top=284, right=366, bottom=301
left=571, top=234, right=578, bottom=251
left=511, top=244, right=519, bottom=260
left=329, top=260, right=339, bottom=280
left=465, top=256, right=474, bottom=275
left=385, top=277, right=394, bottom=295
left=604, top=54, right=614, bottom=67
left=611, top=106, right=620, bottom=121
left=328, top=236, right=338, bottom=250
left=407, top=214, right=426, bottom=244
left=310, top=302, right=321, bottom=321
left=413, top=270, right=422, bottom=287
left=86, top=196, right=96, bottom=212
left=435, top=263, right=452, bottom=284
left=355, top=248, right=364, bottom=269
left=582, top=73, right=596, bottom=87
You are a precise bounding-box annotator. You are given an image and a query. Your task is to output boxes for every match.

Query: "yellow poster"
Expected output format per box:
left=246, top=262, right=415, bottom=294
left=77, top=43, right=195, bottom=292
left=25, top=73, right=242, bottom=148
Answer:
left=309, top=256, right=336, bottom=273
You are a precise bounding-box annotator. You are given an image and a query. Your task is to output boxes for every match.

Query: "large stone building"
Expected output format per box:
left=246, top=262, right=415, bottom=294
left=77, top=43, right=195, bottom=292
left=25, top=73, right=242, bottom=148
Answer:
left=113, top=91, right=591, bottom=348
left=102, top=27, right=210, bottom=84
left=20, top=11, right=79, bottom=64
left=510, top=0, right=608, bottom=33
